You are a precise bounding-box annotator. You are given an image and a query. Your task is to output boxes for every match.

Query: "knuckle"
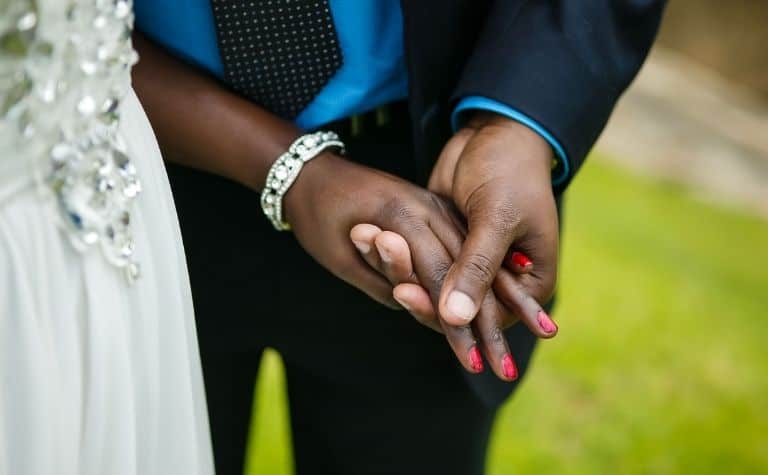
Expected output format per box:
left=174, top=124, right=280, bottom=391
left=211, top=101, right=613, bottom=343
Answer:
left=446, top=324, right=475, bottom=342
left=426, top=258, right=451, bottom=287
left=379, top=196, right=427, bottom=230
left=488, top=326, right=504, bottom=344
left=467, top=185, right=522, bottom=233
left=462, top=253, right=496, bottom=285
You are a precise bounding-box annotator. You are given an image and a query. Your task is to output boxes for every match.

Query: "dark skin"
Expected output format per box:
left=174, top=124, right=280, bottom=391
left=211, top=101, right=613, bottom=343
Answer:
left=132, top=33, right=559, bottom=381
left=351, top=114, right=560, bottom=377
left=389, top=112, right=559, bottom=329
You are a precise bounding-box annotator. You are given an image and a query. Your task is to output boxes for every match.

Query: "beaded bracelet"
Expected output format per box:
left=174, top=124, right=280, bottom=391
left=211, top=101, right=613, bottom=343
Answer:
left=260, top=131, right=345, bottom=231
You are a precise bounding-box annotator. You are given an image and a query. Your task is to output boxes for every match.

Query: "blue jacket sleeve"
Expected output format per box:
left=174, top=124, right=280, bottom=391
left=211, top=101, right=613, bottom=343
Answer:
left=452, top=96, right=570, bottom=186
left=451, top=1, right=665, bottom=192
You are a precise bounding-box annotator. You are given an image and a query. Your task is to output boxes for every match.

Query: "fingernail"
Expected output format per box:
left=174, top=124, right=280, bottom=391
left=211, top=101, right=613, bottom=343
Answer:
left=468, top=346, right=484, bottom=373
left=393, top=294, right=412, bottom=312
left=508, top=251, right=533, bottom=268
left=374, top=241, right=392, bottom=263
left=445, top=291, right=476, bottom=323
left=502, top=354, right=519, bottom=381
left=537, top=310, right=558, bottom=334
left=352, top=239, right=370, bottom=253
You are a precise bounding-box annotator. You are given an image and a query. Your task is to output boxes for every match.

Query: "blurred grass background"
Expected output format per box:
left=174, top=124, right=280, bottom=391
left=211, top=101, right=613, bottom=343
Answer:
left=244, top=159, right=768, bottom=474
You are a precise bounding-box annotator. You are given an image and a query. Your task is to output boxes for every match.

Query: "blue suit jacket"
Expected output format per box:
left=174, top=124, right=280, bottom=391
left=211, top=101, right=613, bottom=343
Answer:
left=395, top=0, right=665, bottom=404
left=400, top=0, right=664, bottom=194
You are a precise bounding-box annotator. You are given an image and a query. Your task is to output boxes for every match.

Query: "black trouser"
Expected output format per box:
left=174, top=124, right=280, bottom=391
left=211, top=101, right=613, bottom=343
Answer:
left=167, top=111, right=519, bottom=475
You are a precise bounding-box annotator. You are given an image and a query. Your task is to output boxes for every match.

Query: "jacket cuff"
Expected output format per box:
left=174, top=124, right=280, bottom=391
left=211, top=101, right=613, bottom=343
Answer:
left=452, top=96, right=570, bottom=186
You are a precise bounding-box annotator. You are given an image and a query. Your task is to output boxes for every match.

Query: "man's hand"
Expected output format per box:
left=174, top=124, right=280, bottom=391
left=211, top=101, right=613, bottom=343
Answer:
left=433, top=112, right=560, bottom=329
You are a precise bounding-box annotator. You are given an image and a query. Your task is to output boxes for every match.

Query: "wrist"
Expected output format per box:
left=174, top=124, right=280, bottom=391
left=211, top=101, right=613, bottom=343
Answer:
left=282, top=150, right=347, bottom=227
left=243, top=130, right=301, bottom=190
left=475, top=115, right=552, bottom=180
left=260, top=131, right=345, bottom=230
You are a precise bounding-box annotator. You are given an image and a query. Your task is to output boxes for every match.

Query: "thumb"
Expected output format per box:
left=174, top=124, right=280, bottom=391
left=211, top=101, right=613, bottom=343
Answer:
left=438, top=210, right=518, bottom=325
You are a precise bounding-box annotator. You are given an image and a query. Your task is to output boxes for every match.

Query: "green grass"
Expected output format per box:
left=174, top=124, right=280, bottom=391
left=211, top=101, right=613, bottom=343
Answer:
left=245, top=160, right=768, bottom=475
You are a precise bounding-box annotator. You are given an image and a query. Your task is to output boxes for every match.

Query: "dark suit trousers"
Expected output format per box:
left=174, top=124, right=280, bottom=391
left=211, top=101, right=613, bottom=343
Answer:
left=166, top=115, right=528, bottom=475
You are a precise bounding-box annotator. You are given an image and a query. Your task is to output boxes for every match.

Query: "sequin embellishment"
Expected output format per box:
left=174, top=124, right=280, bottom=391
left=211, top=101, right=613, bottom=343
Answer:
left=1, top=0, right=142, bottom=282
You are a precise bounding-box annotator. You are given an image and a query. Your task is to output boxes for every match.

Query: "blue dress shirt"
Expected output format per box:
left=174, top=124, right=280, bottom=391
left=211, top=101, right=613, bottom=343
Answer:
left=133, top=0, right=568, bottom=185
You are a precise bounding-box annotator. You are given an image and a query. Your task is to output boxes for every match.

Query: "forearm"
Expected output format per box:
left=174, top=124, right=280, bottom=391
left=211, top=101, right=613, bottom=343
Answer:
left=452, top=0, right=665, bottom=191
left=131, top=32, right=300, bottom=191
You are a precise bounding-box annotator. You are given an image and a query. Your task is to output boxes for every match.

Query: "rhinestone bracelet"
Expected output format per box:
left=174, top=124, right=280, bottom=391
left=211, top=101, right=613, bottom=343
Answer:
left=260, top=131, right=345, bottom=231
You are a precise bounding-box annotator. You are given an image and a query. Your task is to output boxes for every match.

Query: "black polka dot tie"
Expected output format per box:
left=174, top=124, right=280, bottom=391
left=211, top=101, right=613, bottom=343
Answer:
left=211, top=0, right=343, bottom=119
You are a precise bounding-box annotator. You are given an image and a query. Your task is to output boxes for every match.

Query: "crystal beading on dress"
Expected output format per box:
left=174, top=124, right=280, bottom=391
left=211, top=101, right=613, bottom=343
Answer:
left=0, top=0, right=142, bottom=282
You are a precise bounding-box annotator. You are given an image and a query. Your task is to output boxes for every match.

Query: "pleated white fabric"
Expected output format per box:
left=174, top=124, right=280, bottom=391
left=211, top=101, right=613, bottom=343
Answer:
left=0, top=90, right=214, bottom=475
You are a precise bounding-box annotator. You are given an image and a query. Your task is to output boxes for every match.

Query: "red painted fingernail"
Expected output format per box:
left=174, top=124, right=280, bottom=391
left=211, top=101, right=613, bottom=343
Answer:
left=510, top=251, right=533, bottom=268
left=537, top=310, right=558, bottom=334
left=502, top=354, right=519, bottom=381
left=469, top=346, right=484, bottom=373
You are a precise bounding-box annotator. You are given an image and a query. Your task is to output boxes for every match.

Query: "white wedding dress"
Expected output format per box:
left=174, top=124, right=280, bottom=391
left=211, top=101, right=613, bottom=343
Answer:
left=0, top=1, right=213, bottom=474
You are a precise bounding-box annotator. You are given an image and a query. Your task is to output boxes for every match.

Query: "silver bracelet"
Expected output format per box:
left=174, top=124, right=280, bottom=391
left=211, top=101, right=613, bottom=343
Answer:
left=260, top=131, right=345, bottom=231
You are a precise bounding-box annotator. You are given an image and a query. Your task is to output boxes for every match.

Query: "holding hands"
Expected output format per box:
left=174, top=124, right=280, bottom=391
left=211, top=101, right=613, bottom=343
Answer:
left=133, top=35, right=560, bottom=381
left=283, top=152, right=490, bottom=375
left=291, top=112, right=561, bottom=381
left=353, top=113, right=561, bottom=381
